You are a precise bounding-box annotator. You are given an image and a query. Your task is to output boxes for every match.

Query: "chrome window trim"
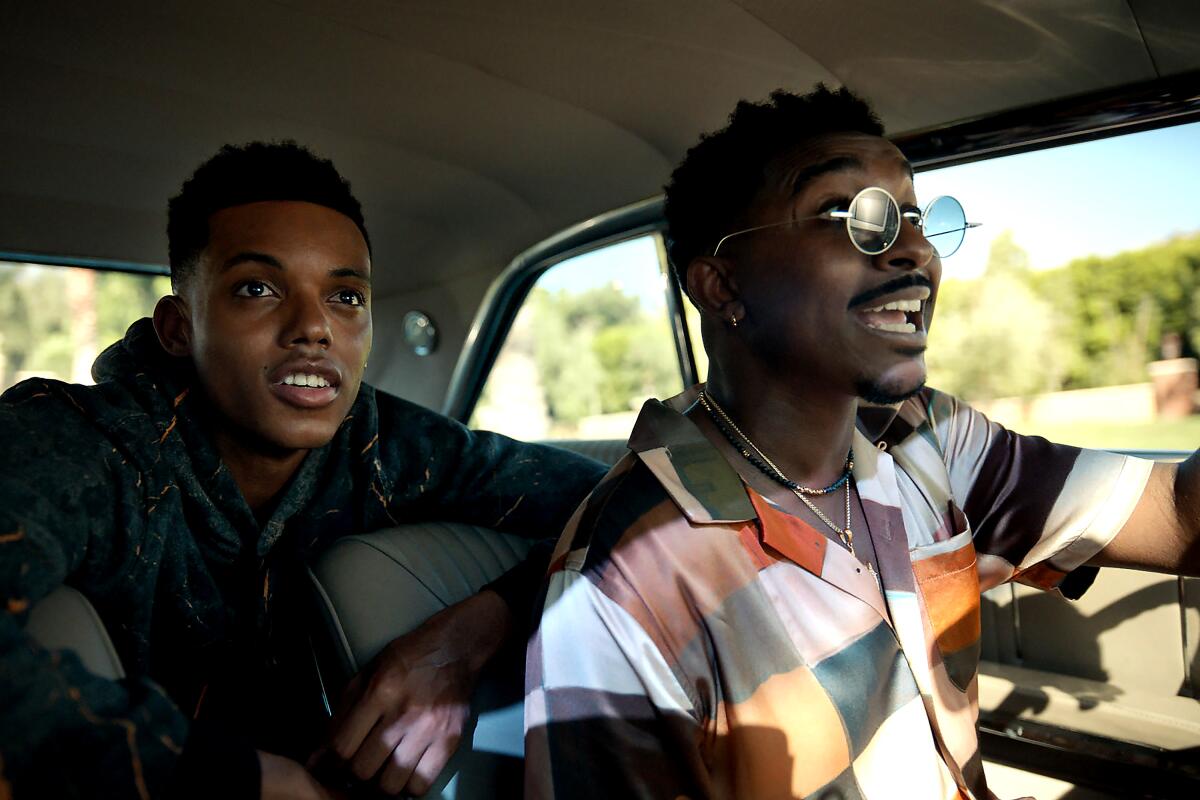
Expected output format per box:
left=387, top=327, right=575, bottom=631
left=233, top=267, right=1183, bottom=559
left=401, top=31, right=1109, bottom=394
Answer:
left=896, top=69, right=1200, bottom=170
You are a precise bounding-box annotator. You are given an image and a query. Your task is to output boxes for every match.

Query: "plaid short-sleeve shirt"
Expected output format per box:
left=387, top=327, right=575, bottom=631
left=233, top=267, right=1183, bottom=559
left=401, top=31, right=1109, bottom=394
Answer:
left=525, top=385, right=1153, bottom=799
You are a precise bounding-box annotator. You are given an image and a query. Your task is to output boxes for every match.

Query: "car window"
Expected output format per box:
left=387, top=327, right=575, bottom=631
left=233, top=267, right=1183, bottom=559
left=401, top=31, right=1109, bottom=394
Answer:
left=911, top=121, right=1200, bottom=451
left=471, top=234, right=683, bottom=440
left=0, top=261, right=170, bottom=393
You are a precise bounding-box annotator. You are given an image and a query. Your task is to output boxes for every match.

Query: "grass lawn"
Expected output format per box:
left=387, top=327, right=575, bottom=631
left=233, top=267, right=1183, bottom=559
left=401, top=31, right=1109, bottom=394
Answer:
left=1010, top=416, right=1200, bottom=454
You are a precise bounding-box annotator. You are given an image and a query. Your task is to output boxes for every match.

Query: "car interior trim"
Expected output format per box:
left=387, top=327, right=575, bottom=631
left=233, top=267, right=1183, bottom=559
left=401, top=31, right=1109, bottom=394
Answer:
left=0, top=250, right=168, bottom=276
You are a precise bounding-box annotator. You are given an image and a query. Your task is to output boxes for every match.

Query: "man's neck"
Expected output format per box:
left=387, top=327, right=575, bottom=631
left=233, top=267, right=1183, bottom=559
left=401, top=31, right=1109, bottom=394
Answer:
left=211, top=427, right=309, bottom=520
left=704, top=365, right=858, bottom=490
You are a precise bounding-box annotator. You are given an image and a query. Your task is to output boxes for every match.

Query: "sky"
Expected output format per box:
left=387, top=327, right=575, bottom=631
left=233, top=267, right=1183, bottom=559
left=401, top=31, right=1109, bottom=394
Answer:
left=535, top=119, right=1200, bottom=300
left=914, top=119, right=1200, bottom=279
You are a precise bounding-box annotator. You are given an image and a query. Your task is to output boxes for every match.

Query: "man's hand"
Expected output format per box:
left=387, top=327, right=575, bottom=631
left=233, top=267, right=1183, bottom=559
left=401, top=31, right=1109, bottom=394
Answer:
left=260, top=750, right=347, bottom=800
left=312, top=589, right=512, bottom=796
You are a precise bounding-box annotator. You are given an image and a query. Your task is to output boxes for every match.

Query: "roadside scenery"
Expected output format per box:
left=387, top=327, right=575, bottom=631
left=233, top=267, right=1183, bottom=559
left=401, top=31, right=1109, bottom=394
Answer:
left=917, top=120, right=1200, bottom=451
left=471, top=236, right=684, bottom=440
left=0, top=264, right=167, bottom=391
left=926, top=230, right=1199, bottom=450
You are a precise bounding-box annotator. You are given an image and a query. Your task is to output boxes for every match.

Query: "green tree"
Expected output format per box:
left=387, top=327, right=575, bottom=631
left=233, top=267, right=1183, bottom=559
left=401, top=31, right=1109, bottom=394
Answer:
left=1032, top=232, right=1200, bottom=387
left=0, top=263, right=168, bottom=391
left=927, top=232, right=1073, bottom=401
left=527, top=283, right=679, bottom=426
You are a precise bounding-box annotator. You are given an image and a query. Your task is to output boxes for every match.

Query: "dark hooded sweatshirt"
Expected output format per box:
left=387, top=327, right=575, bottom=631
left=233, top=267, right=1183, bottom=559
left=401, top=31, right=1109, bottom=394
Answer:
left=0, top=319, right=606, bottom=798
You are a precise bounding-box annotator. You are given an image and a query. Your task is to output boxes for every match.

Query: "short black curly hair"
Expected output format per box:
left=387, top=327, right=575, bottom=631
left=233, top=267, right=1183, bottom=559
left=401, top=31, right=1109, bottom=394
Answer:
left=664, top=85, right=883, bottom=283
left=167, top=141, right=370, bottom=290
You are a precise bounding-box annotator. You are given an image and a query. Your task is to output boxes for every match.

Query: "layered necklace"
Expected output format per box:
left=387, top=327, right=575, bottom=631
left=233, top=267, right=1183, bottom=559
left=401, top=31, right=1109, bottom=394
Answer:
left=697, top=389, right=876, bottom=581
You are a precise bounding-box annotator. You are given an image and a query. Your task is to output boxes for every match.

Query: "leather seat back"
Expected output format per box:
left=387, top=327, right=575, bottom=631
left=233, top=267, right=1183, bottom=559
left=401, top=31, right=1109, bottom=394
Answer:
left=25, top=585, right=125, bottom=681
left=307, top=523, right=534, bottom=799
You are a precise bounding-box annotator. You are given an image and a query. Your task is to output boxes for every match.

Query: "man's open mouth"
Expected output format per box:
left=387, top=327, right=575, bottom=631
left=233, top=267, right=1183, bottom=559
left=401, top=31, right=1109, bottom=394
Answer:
left=853, top=286, right=930, bottom=336
left=268, top=362, right=342, bottom=408
left=280, top=372, right=333, bottom=388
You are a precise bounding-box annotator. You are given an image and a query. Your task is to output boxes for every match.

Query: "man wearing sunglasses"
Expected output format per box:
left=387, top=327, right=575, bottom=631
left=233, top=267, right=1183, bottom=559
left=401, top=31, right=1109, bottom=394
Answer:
left=525, top=85, right=1199, bottom=798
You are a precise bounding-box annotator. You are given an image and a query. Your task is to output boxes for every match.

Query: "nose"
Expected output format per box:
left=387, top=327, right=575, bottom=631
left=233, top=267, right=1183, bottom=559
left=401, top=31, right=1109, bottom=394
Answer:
left=878, top=215, right=935, bottom=272
left=282, top=295, right=333, bottom=349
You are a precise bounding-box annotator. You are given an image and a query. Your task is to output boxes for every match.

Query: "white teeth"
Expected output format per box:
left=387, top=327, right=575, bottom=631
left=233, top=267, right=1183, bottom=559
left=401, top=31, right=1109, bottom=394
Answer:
left=867, top=321, right=918, bottom=333
left=863, top=299, right=923, bottom=313
left=282, top=373, right=330, bottom=388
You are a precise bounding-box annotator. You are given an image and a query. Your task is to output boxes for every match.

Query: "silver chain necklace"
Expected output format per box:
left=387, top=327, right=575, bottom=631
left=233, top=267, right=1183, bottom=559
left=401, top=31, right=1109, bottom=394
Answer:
left=698, top=390, right=877, bottom=583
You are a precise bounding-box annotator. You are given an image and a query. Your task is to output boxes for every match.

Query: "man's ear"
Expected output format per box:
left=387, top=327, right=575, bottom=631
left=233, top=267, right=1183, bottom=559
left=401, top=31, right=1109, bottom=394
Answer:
left=686, top=256, right=743, bottom=323
left=152, top=295, right=193, bottom=357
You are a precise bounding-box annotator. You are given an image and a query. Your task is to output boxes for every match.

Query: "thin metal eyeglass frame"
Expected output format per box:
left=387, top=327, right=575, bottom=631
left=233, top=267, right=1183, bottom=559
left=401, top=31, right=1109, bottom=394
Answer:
left=710, top=187, right=979, bottom=258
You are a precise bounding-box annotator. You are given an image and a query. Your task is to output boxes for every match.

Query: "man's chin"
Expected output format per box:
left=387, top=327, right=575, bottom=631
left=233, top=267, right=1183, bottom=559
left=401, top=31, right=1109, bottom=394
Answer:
left=250, top=420, right=342, bottom=455
left=855, top=375, right=926, bottom=406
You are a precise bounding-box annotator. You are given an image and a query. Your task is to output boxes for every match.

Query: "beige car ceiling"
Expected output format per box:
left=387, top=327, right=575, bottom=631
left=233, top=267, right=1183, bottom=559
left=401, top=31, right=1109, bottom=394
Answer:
left=2, top=1, right=1198, bottom=405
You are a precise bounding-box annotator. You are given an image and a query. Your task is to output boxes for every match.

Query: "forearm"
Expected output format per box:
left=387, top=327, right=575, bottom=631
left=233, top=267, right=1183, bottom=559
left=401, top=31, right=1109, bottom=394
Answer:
left=450, top=435, right=606, bottom=536
left=1174, top=451, right=1200, bottom=575
left=378, top=394, right=607, bottom=537
left=481, top=537, right=555, bottom=636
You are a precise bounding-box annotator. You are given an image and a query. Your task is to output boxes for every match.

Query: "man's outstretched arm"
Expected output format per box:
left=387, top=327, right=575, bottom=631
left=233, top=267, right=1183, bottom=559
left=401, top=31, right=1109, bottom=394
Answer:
left=1091, top=452, right=1200, bottom=575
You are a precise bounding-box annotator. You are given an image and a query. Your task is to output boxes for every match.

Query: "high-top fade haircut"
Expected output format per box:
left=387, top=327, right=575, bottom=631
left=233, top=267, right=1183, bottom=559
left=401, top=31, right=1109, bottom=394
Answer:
left=167, top=141, right=370, bottom=290
left=664, top=85, right=883, bottom=288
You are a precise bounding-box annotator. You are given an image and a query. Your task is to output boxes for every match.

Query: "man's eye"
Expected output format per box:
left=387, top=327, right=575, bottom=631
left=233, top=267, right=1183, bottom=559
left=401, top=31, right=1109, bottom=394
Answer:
left=234, top=280, right=276, bottom=298
left=333, top=289, right=366, bottom=307
left=819, top=197, right=851, bottom=214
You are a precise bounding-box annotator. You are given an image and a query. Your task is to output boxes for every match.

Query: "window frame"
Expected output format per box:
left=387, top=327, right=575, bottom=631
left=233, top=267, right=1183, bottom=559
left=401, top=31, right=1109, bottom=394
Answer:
left=442, top=197, right=676, bottom=422
left=0, top=251, right=169, bottom=278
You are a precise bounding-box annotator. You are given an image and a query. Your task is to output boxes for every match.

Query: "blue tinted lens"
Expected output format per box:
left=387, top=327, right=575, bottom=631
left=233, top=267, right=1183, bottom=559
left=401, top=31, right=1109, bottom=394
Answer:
left=923, top=196, right=967, bottom=258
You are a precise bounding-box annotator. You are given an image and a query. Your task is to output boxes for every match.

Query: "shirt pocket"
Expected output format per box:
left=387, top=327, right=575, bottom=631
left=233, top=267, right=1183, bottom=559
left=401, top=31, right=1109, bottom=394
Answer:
left=910, top=528, right=981, bottom=693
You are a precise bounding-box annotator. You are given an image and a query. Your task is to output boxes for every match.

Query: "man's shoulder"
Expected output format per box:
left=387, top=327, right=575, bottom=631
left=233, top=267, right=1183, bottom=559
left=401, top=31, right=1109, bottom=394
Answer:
left=0, top=378, right=142, bottom=478
left=866, top=386, right=979, bottom=454
left=561, top=453, right=693, bottom=572
left=367, top=384, right=469, bottom=441
left=2, top=377, right=121, bottom=428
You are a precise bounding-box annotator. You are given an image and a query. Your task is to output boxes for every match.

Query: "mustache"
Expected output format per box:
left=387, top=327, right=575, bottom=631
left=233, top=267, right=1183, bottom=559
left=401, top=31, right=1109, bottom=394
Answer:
left=847, top=273, right=934, bottom=309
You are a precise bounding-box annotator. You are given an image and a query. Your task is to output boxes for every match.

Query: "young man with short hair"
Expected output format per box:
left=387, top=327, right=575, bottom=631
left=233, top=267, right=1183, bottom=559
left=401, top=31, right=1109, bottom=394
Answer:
left=524, top=86, right=1200, bottom=798
left=0, top=142, right=606, bottom=798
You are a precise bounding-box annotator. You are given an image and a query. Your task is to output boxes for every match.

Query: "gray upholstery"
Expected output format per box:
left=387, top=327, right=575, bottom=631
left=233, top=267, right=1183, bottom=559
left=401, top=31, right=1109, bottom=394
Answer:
left=307, top=523, right=535, bottom=799
left=25, top=585, right=125, bottom=681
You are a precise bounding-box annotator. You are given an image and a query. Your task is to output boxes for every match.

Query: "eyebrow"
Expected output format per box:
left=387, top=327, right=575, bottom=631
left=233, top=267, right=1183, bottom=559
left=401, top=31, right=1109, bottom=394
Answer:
left=220, top=252, right=371, bottom=284
left=330, top=267, right=371, bottom=285
left=789, top=154, right=916, bottom=195
left=220, top=251, right=283, bottom=272
left=789, top=156, right=864, bottom=195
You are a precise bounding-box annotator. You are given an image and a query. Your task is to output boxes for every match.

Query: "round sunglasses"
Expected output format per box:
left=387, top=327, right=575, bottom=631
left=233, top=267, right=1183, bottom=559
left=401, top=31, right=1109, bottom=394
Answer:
left=711, top=186, right=980, bottom=259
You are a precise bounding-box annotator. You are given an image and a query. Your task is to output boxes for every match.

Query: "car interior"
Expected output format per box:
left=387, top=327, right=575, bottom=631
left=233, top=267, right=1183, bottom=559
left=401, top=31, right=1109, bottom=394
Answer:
left=5, top=1, right=1200, bottom=797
